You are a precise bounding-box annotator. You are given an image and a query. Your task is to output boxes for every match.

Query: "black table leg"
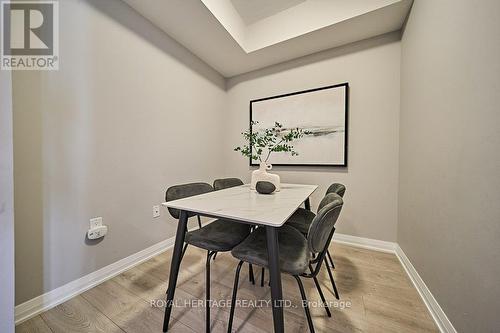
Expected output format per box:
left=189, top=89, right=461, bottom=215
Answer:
left=304, top=197, right=311, bottom=211
left=266, top=226, right=284, bottom=333
left=163, top=210, right=189, bottom=332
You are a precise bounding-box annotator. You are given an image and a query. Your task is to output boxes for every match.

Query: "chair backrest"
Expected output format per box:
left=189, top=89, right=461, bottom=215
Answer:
left=213, top=178, right=244, bottom=191
left=325, top=183, right=346, bottom=198
left=165, top=182, right=213, bottom=219
left=307, top=193, right=344, bottom=254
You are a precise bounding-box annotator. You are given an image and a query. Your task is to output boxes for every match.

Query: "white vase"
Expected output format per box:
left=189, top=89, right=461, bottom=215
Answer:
left=250, top=162, right=281, bottom=192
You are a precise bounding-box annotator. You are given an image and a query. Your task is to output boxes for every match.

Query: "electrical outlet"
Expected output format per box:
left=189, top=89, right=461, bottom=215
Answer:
left=153, top=205, right=160, bottom=218
left=87, top=217, right=107, bottom=240
left=90, top=217, right=103, bottom=229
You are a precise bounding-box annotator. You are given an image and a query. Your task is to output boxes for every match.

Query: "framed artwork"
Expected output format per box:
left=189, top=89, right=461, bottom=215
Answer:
left=250, top=83, right=349, bottom=167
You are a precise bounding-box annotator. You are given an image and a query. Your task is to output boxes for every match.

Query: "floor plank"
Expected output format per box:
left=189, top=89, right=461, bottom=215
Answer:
left=40, top=296, right=124, bottom=333
left=17, top=242, right=439, bottom=333
left=15, top=315, right=53, bottom=333
left=81, top=279, right=194, bottom=333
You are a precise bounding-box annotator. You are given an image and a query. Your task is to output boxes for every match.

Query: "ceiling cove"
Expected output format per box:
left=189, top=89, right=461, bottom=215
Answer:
left=123, top=0, right=412, bottom=77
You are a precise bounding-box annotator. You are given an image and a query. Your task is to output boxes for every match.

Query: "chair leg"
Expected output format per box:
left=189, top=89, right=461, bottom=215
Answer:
left=206, top=251, right=216, bottom=333
left=324, top=260, right=340, bottom=300
left=294, top=276, right=315, bottom=333
left=249, top=264, right=255, bottom=285
left=327, top=249, right=335, bottom=269
left=181, top=243, right=188, bottom=260
left=228, top=261, right=244, bottom=333
left=260, top=267, right=265, bottom=287
left=309, top=264, right=331, bottom=317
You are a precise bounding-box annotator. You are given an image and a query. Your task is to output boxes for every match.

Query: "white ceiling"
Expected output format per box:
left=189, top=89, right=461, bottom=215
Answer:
left=122, top=0, right=412, bottom=78
left=230, top=0, right=305, bottom=25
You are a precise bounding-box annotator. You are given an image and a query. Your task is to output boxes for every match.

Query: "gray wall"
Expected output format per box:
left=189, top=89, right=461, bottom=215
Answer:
left=13, top=0, right=226, bottom=304
left=398, top=0, right=500, bottom=331
left=12, top=2, right=500, bottom=332
left=1, top=69, right=15, bottom=332
left=225, top=33, right=401, bottom=241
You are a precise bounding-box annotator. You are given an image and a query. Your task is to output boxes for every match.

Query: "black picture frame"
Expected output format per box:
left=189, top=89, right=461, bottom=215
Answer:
left=249, top=82, right=349, bottom=167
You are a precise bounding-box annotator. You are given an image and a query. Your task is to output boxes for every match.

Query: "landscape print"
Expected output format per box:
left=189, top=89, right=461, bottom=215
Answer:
left=250, top=83, right=348, bottom=166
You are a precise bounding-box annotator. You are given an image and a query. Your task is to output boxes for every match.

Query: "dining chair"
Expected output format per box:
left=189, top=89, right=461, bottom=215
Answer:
left=213, top=177, right=244, bottom=191
left=212, top=177, right=256, bottom=283
left=227, top=193, right=344, bottom=333
left=284, top=183, right=346, bottom=299
left=165, top=182, right=251, bottom=332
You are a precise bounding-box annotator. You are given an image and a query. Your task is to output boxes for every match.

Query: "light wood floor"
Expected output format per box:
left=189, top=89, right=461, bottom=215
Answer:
left=16, top=243, right=439, bottom=333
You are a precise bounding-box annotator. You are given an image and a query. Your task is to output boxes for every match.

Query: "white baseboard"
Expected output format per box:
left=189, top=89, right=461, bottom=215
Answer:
left=16, top=229, right=456, bottom=333
left=333, top=233, right=456, bottom=333
left=395, top=245, right=457, bottom=333
left=14, top=237, right=175, bottom=325
left=14, top=220, right=216, bottom=325
left=333, top=233, right=398, bottom=253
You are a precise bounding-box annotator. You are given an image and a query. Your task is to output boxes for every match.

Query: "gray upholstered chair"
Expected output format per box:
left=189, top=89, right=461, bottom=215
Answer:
left=284, top=183, right=346, bottom=299
left=212, top=177, right=256, bottom=282
left=288, top=183, right=346, bottom=234
left=227, top=193, right=344, bottom=333
left=213, top=177, right=244, bottom=191
left=165, top=182, right=251, bottom=332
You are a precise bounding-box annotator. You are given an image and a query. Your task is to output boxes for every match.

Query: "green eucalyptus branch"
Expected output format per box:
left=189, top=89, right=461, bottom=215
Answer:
left=234, top=121, right=311, bottom=163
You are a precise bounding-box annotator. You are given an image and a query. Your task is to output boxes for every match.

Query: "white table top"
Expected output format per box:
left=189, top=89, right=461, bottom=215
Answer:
left=162, top=183, right=318, bottom=227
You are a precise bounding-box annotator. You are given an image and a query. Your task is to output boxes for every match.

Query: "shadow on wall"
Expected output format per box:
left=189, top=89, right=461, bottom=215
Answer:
left=84, top=234, right=104, bottom=246
left=227, top=31, right=401, bottom=90
left=86, top=0, right=225, bottom=90
left=13, top=71, right=45, bottom=305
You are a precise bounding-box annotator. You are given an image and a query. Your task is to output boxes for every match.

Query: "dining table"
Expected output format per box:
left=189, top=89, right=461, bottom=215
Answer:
left=161, top=183, right=318, bottom=332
